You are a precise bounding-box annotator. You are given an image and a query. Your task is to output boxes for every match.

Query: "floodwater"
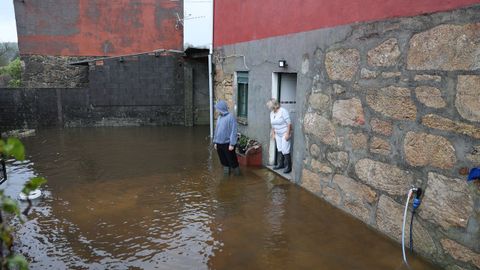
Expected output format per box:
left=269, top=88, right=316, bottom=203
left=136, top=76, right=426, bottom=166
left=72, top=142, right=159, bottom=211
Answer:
left=3, top=127, right=439, bottom=270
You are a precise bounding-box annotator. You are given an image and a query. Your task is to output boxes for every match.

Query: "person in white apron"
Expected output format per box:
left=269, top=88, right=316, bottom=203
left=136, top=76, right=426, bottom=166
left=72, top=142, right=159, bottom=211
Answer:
left=267, top=98, right=292, bottom=173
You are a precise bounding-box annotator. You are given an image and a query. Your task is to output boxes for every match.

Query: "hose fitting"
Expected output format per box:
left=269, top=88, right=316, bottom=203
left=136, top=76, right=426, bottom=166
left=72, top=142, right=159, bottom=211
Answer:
left=412, top=198, right=421, bottom=210
left=412, top=187, right=422, bottom=210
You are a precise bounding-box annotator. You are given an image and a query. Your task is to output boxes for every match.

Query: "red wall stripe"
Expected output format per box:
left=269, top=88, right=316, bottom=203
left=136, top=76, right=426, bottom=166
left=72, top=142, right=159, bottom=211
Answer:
left=214, top=0, right=480, bottom=47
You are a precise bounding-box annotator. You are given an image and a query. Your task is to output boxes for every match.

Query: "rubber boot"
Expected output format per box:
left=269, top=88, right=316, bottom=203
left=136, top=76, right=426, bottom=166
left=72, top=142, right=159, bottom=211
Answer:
left=233, top=167, right=241, bottom=176
left=283, top=154, right=292, bottom=173
left=223, top=166, right=230, bottom=175
left=273, top=152, right=285, bottom=170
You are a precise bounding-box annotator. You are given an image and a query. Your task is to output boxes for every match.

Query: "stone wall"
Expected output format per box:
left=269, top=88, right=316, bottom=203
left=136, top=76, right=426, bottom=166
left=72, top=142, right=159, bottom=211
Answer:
left=213, top=60, right=235, bottom=112
left=21, top=55, right=91, bottom=88
left=302, top=20, right=480, bottom=268
left=213, top=5, right=480, bottom=269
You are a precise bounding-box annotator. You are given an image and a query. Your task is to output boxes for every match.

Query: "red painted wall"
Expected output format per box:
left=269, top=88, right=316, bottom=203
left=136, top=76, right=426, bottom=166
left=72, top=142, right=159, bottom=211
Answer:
left=14, top=0, right=183, bottom=56
left=214, top=0, right=480, bottom=47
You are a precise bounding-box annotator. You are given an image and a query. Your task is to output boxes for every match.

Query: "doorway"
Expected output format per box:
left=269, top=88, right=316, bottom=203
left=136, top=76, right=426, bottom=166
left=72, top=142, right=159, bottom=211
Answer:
left=269, top=73, right=297, bottom=171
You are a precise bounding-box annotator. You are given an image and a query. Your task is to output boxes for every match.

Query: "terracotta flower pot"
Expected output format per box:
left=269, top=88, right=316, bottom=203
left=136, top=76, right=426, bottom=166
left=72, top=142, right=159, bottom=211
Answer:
left=237, top=145, right=262, bottom=166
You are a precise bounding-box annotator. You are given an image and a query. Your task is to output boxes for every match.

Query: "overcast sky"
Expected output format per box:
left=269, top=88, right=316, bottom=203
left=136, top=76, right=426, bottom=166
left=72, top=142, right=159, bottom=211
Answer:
left=184, top=0, right=213, bottom=48
left=0, top=0, right=17, bottom=42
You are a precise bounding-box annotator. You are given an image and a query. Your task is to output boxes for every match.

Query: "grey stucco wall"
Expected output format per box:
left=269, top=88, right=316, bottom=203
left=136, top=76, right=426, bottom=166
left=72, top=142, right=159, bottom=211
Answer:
left=213, top=23, right=355, bottom=183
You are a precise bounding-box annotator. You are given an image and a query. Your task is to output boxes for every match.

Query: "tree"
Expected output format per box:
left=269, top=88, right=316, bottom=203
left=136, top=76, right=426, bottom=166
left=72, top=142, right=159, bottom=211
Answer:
left=0, top=43, right=19, bottom=67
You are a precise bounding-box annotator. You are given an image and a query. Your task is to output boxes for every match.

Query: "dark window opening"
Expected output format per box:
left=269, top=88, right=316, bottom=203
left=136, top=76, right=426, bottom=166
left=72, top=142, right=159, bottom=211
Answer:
left=237, top=72, right=248, bottom=119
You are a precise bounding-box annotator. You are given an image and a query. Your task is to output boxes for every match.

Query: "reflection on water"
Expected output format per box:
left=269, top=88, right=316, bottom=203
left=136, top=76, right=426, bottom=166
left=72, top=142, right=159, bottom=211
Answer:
left=2, top=127, right=439, bottom=269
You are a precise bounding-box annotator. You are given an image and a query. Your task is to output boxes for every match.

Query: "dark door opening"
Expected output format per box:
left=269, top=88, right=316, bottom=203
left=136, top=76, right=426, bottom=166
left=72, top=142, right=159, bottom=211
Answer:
left=269, top=72, right=297, bottom=176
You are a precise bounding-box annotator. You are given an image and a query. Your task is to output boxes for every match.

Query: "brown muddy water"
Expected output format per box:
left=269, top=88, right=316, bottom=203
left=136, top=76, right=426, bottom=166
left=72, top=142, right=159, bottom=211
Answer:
left=3, top=127, right=439, bottom=270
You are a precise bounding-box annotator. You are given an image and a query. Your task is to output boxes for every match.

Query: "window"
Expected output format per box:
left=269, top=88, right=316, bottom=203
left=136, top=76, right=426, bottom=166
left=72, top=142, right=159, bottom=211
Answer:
left=237, top=72, right=249, bottom=119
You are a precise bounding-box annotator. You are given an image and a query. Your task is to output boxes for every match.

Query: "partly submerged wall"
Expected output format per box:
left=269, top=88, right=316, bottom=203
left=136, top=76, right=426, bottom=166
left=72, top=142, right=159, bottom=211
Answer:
left=213, top=5, right=480, bottom=270
left=0, top=53, right=186, bottom=129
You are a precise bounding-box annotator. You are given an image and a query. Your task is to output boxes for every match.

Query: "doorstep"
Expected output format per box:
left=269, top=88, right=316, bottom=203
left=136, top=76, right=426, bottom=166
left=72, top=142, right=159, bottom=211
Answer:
left=266, top=165, right=292, bottom=181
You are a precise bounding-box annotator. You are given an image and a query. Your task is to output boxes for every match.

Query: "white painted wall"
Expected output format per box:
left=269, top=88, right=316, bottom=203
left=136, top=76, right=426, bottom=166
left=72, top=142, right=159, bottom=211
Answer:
left=184, top=0, right=213, bottom=49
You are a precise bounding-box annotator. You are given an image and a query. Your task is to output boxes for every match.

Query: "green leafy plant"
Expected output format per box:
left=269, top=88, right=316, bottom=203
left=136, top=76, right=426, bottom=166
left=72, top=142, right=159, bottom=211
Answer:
left=0, top=137, right=46, bottom=269
left=0, top=58, right=22, bottom=88
left=7, top=79, right=21, bottom=88
left=236, top=134, right=260, bottom=154
left=237, top=134, right=249, bottom=154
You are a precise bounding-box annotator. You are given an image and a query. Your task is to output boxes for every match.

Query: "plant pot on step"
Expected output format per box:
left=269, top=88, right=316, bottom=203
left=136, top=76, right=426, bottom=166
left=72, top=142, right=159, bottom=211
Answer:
left=237, top=145, right=262, bottom=166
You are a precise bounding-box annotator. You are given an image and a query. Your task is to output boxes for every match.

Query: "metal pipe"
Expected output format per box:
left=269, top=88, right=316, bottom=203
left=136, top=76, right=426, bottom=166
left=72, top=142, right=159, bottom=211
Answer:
left=208, top=44, right=214, bottom=140
left=208, top=0, right=215, bottom=141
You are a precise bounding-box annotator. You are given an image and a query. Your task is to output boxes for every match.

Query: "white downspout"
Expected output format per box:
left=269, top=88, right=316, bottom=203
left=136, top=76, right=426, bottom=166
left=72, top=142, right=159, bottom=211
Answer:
left=208, top=0, right=215, bottom=141
left=208, top=44, right=214, bottom=141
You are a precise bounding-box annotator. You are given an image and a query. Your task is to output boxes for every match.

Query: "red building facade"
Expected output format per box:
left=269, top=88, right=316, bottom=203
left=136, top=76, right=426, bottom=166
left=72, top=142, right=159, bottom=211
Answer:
left=15, top=0, right=183, bottom=56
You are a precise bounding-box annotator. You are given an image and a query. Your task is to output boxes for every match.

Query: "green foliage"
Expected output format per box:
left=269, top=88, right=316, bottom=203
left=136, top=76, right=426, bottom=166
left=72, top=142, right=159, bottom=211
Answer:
left=7, top=255, right=29, bottom=270
left=0, top=226, right=12, bottom=245
left=236, top=133, right=260, bottom=154
left=0, top=43, right=19, bottom=66
left=22, top=177, right=47, bottom=197
left=2, top=197, right=20, bottom=216
left=1, top=138, right=25, bottom=161
left=0, top=58, right=22, bottom=87
left=0, top=138, right=46, bottom=269
left=238, top=134, right=249, bottom=149
left=8, top=79, right=21, bottom=88
left=7, top=58, right=21, bottom=80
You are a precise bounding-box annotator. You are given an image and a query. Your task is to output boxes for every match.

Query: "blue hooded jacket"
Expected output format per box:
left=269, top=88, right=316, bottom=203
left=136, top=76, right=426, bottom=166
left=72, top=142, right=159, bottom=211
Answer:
left=213, top=100, right=238, bottom=146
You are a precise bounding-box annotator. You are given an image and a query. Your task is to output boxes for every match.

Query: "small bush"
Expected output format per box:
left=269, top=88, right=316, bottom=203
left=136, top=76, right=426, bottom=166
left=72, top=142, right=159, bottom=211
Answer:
left=0, top=58, right=22, bottom=87
left=8, top=79, right=21, bottom=87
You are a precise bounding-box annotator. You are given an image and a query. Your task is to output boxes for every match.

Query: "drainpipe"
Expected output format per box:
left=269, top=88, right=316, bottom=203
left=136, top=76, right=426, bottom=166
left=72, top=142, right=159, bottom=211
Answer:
left=208, top=0, right=215, bottom=141
left=208, top=45, right=214, bottom=141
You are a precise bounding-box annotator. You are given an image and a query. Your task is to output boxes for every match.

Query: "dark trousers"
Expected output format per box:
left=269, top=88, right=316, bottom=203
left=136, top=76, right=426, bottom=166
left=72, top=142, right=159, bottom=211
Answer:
left=216, top=143, right=239, bottom=168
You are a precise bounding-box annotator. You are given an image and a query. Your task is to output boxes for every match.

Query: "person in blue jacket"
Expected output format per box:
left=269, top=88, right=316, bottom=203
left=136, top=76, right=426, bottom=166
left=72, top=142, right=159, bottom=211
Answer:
left=213, top=100, right=240, bottom=176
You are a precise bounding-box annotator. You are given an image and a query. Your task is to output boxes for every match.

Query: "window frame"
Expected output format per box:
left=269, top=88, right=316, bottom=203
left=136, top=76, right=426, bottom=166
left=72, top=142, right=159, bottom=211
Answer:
left=236, top=71, right=249, bottom=124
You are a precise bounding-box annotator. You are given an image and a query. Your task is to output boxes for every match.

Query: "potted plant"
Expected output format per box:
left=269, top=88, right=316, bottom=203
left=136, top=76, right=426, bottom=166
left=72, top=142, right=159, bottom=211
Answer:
left=236, top=133, right=262, bottom=166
